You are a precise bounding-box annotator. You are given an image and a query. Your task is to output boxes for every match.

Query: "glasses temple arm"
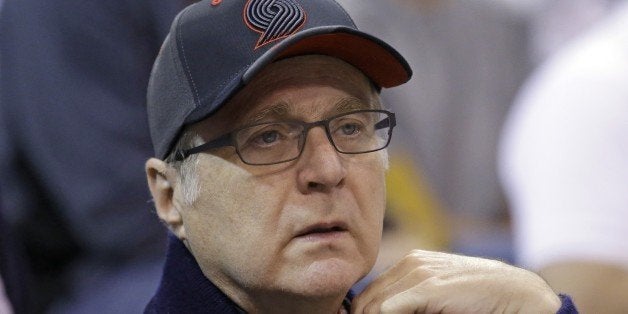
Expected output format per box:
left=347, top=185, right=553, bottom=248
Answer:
left=374, top=113, right=396, bottom=130
left=172, top=133, right=233, bottom=161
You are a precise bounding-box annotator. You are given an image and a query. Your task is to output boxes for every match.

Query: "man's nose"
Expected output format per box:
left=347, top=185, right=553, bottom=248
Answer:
left=295, top=126, right=347, bottom=193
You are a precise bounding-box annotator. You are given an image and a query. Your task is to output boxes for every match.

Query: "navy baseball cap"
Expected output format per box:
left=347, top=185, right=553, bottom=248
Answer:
left=147, top=0, right=412, bottom=159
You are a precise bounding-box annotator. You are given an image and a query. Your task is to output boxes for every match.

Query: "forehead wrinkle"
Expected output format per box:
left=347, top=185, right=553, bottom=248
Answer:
left=304, top=96, right=371, bottom=120
left=240, top=95, right=374, bottom=126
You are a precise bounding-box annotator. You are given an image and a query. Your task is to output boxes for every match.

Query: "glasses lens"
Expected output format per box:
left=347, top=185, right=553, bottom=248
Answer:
left=235, top=122, right=303, bottom=165
left=329, top=111, right=392, bottom=153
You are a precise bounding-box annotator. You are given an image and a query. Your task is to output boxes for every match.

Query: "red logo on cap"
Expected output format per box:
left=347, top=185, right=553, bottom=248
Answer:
left=243, top=0, right=307, bottom=49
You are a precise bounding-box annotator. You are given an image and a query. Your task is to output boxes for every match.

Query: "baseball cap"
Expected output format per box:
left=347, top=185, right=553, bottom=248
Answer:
left=147, top=0, right=412, bottom=159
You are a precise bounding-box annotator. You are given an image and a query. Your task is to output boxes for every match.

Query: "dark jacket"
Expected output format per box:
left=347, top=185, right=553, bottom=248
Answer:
left=145, top=234, right=243, bottom=314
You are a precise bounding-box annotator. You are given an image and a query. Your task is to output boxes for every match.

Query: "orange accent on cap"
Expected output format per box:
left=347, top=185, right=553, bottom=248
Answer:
left=277, top=33, right=409, bottom=88
left=211, top=0, right=222, bottom=6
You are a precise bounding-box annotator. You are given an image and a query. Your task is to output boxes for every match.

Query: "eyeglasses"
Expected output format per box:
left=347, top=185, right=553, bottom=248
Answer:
left=174, top=109, right=396, bottom=165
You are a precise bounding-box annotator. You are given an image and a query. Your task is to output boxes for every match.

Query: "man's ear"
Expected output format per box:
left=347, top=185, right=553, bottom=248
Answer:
left=145, top=158, right=186, bottom=240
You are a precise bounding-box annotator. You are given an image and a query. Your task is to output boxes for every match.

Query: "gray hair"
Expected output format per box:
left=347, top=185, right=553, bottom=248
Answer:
left=165, top=129, right=203, bottom=205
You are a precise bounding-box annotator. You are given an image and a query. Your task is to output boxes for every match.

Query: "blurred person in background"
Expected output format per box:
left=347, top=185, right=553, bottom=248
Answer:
left=499, top=1, right=628, bottom=312
left=0, top=0, right=194, bottom=312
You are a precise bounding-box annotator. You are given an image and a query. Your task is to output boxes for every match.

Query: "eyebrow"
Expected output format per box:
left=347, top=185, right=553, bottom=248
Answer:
left=247, top=102, right=290, bottom=124
left=334, top=97, right=371, bottom=113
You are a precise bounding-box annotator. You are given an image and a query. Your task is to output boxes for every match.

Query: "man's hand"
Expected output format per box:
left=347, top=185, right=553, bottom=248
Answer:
left=352, top=250, right=561, bottom=314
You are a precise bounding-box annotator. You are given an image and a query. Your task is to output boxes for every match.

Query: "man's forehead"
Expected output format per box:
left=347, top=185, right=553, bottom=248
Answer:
left=190, top=96, right=375, bottom=142
left=242, top=96, right=372, bottom=124
left=222, top=56, right=377, bottom=118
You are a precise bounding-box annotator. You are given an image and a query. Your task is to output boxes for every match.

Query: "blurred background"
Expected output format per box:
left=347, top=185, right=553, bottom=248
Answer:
left=1, top=0, right=626, bottom=313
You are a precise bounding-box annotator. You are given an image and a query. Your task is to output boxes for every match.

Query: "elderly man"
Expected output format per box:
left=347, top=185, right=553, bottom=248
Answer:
left=144, top=1, right=577, bottom=313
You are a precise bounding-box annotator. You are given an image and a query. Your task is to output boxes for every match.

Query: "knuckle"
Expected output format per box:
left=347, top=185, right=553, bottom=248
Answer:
left=379, top=301, right=397, bottom=314
left=406, top=249, right=425, bottom=258
left=401, top=249, right=425, bottom=265
left=363, top=300, right=382, bottom=314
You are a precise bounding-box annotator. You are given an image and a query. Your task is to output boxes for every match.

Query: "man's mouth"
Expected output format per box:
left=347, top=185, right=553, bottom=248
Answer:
left=295, top=222, right=349, bottom=239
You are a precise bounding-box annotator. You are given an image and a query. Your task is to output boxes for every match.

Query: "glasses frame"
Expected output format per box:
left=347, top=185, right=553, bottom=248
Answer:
left=173, top=109, right=396, bottom=165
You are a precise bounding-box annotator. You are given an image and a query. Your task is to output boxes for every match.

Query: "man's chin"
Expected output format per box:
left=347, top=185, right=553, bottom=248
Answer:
left=282, top=257, right=369, bottom=298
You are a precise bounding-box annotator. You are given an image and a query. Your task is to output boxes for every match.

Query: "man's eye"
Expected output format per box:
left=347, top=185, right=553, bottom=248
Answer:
left=339, top=123, right=361, bottom=135
left=259, top=131, right=279, bottom=144
left=247, top=127, right=294, bottom=148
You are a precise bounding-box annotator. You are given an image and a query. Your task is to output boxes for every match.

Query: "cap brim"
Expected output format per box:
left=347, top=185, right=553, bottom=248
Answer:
left=243, top=26, right=412, bottom=88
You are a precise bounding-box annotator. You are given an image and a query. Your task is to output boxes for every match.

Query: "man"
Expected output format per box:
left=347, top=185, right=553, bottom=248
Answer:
left=144, top=1, right=577, bottom=312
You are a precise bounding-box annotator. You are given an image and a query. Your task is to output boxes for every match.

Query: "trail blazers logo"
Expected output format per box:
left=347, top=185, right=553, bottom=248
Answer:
left=244, top=0, right=307, bottom=49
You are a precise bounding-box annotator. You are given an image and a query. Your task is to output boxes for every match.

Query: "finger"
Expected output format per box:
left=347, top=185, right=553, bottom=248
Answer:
left=352, top=250, right=439, bottom=313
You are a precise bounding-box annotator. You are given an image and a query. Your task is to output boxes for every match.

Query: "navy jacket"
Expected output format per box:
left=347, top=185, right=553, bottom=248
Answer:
left=145, top=235, right=244, bottom=314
